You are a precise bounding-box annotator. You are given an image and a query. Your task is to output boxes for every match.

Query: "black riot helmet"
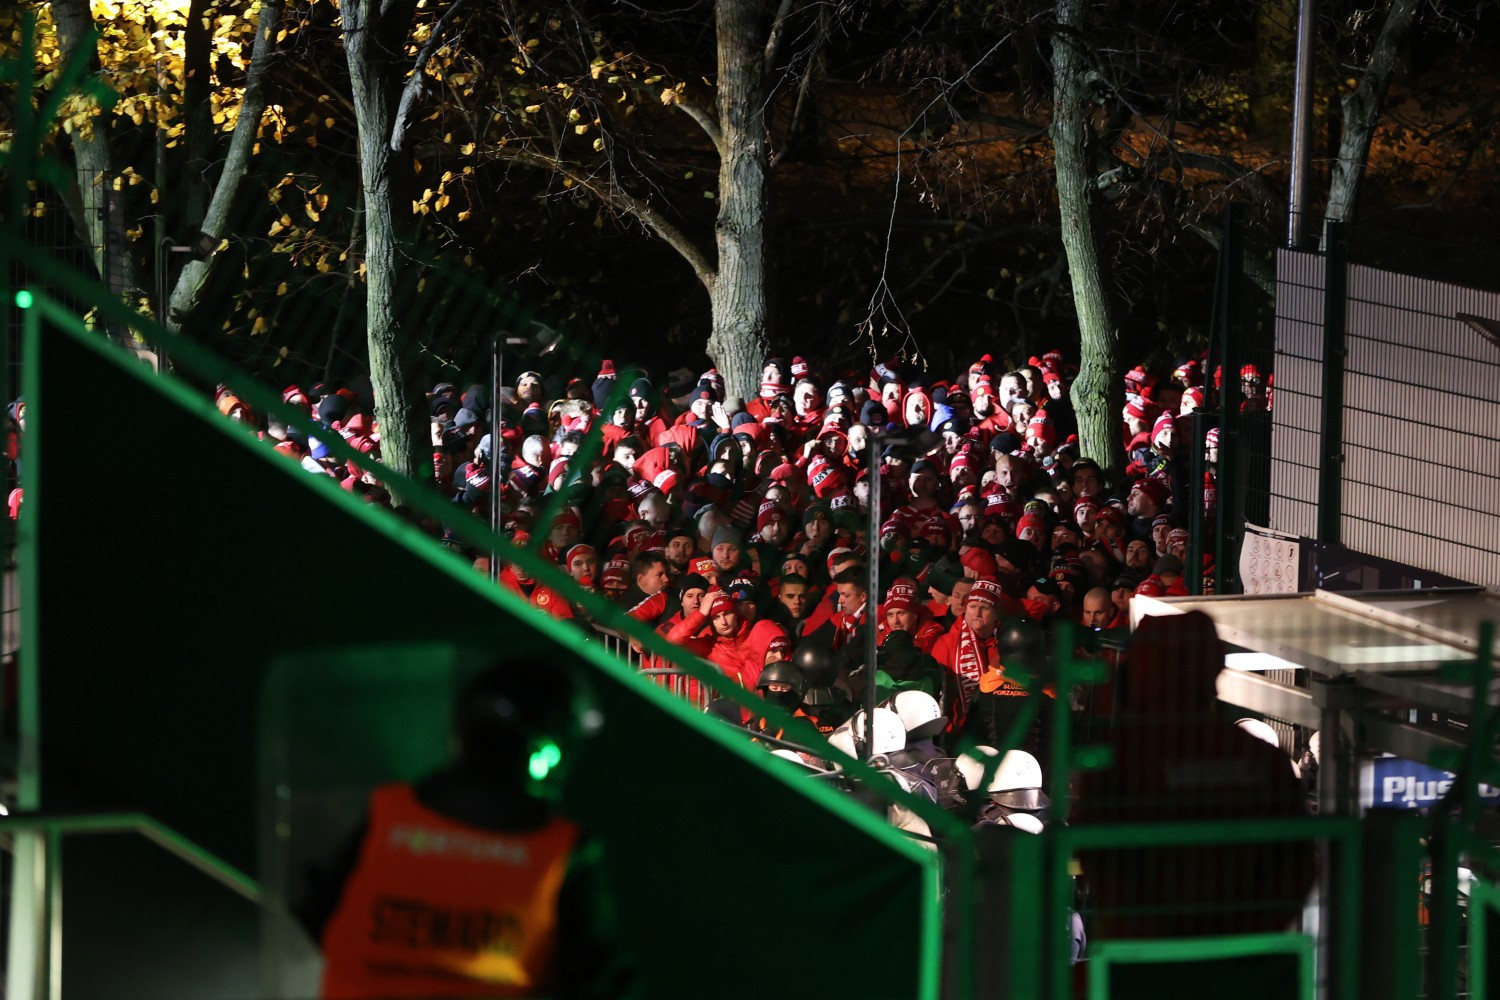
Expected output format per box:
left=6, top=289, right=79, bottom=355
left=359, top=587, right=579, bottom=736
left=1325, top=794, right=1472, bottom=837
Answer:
left=792, top=641, right=836, bottom=687
left=996, top=617, right=1045, bottom=660
left=756, top=660, right=807, bottom=710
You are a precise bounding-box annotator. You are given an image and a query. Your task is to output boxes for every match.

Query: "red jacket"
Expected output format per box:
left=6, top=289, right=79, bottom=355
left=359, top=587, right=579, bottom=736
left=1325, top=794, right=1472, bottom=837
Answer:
left=667, top=611, right=759, bottom=690
left=498, top=567, right=574, bottom=620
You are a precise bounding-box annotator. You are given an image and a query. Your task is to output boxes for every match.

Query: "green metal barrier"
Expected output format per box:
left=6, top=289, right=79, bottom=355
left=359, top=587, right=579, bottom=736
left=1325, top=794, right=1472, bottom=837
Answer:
left=1, top=811, right=261, bottom=1000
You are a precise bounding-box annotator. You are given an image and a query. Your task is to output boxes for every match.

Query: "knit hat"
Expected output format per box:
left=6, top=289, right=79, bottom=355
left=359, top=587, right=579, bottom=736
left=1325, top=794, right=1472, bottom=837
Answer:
left=791, top=356, right=810, bottom=379
left=629, top=377, right=653, bottom=400
left=602, top=556, right=630, bottom=590
left=706, top=591, right=737, bottom=619
left=884, top=581, right=918, bottom=612
left=598, top=359, right=617, bottom=379
left=1132, top=478, right=1170, bottom=509
left=1016, top=512, right=1047, bottom=537
left=984, top=492, right=1016, bottom=518
left=757, top=503, right=790, bottom=532
left=710, top=525, right=742, bottom=551
left=967, top=579, right=1005, bottom=607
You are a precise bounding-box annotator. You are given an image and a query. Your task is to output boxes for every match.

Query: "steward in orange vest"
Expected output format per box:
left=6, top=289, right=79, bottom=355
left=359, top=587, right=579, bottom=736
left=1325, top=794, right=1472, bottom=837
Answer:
left=302, top=661, right=631, bottom=999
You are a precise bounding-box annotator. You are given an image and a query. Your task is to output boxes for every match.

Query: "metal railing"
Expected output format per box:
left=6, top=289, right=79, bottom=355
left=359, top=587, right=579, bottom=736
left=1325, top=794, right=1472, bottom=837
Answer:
left=591, top=623, right=715, bottom=710
left=2, top=811, right=261, bottom=1000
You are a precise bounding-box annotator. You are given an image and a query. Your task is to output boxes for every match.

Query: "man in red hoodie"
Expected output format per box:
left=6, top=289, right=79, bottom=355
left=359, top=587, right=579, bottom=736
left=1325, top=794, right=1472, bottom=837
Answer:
left=666, top=590, right=760, bottom=690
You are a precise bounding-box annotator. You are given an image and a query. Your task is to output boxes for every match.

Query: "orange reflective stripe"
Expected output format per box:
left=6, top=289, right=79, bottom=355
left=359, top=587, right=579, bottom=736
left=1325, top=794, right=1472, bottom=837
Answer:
left=321, top=784, right=577, bottom=998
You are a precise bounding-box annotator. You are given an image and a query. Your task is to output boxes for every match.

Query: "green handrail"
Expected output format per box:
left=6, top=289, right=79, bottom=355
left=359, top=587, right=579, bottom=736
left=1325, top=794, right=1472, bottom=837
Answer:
left=2, top=810, right=261, bottom=1000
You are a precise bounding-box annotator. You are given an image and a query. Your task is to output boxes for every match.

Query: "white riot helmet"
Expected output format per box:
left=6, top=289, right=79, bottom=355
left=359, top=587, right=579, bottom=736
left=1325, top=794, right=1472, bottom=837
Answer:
left=998, top=812, right=1045, bottom=835
left=836, top=707, right=905, bottom=757
left=891, top=690, right=945, bottom=742
left=1236, top=718, right=1300, bottom=776
left=827, top=723, right=857, bottom=760
left=956, top=746, right=1001, bottom=792
left=1235, top=717, right=1280, bottom=748
left=988, top=750, right=1049, bottom=815
left=770, top=748, right=818, bottom=770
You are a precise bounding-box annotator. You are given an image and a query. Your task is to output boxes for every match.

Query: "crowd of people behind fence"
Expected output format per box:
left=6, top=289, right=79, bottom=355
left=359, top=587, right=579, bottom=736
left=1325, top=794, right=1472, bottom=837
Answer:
left=195, top=348, right=1279, bottom=751
left=198, top=345, right=1320, bottom=947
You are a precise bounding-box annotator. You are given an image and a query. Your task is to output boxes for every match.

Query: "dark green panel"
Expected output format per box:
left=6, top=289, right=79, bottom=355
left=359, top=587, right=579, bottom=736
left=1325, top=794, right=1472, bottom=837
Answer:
left=31, top=317, right=941, bottom=1000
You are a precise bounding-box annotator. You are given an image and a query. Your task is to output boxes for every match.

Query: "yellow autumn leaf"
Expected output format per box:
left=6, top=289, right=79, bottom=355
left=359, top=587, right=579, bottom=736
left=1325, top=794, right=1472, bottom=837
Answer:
left=251, top=316, right=268, bottom=335
left=460, top=142, right=475, bottom=155
left=276, top=281, right=288, bottom=295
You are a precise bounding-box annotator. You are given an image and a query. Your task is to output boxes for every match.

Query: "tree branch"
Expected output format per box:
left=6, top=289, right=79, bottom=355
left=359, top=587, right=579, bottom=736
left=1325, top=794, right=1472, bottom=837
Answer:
left=1324, top=0, right=1418, bottom=228
left=666, top=92, right=723, bottom=156
left=497, top=147, right=717, bottom=290
left=168, top=0, right=286, bottom=324
left=762, top=0, right=797, bottom=76
left=390, top=0, right=471, bottom=152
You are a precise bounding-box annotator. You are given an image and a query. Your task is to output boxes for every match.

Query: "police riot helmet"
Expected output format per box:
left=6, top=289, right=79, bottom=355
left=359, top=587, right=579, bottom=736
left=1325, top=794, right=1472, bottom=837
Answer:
left=996, top=618, right=1046, bottom=660
left=756, top=660, right=807, bottom=710
left=793, top=640, right=837, bottom=686
left=988, top=749, right=1049, bottom=814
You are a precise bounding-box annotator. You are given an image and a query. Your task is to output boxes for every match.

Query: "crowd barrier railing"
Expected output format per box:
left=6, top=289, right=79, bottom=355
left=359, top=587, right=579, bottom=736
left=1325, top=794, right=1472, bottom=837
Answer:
left=591, top=623, right=715, bottom=711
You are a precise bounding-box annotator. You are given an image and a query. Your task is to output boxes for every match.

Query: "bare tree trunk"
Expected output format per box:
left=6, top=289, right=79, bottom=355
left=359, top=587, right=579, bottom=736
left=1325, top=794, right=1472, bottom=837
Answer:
left=706, top=0, right=770, bottom=405
left=1324, top=0, right=1418, bottom=231
left=344, top=0, right=424, bottom=485
left=1051, top=0, right=1124, bottom=477
left=52, top=0, right=141, bottom=303
left=167, top=0, right=285, bottom=326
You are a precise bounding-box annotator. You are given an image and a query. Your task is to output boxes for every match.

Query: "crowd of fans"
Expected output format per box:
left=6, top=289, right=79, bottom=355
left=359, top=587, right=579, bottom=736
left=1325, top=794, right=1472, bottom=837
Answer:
left=200, top=347, right=1275, bottom=757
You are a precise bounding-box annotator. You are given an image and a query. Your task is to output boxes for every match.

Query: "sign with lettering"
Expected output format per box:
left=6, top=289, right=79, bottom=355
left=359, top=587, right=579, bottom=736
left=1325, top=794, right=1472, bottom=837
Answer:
left=1360, top=756, right=1500, bottom=810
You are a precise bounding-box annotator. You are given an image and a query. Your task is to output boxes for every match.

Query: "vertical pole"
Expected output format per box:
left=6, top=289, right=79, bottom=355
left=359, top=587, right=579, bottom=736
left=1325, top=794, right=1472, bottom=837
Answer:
left=1317, top=221, right=1348, bottom=545
left=46, top=826, right=62, bottom=1000
left=864, top=433, right=881, bottom=761
left=7, top=295, right=45, bottom=1000
left=1187, top=409, right=1206, bottom=595
left=490, top=336, right=502, bottom=583
left=1288, top=0, right=1317, bottom=248
left=1047, top=627, right=1076, bottom=1000
left=1212, top=205, right=1243, bottom=593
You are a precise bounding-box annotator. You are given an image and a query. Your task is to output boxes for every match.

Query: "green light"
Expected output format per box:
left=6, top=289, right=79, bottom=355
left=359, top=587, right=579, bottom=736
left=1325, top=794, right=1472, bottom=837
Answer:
left=14, top=290, right=34, bottom=309
left=528, top=740, right=562, bottom=781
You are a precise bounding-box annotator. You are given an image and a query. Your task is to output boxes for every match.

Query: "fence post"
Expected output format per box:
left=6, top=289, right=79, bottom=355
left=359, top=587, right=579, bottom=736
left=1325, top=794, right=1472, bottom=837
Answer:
left=1317, top=221, right=1348, bottom=545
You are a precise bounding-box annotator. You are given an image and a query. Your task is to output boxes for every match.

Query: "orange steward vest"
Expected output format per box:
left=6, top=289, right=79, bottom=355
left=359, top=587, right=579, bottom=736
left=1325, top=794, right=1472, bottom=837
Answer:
left=320, top=783, right=577, bottom=998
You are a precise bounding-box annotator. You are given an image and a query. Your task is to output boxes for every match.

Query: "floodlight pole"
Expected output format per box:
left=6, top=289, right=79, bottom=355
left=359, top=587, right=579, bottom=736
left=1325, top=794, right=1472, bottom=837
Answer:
left=864, top=433, right=881, bottom=762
